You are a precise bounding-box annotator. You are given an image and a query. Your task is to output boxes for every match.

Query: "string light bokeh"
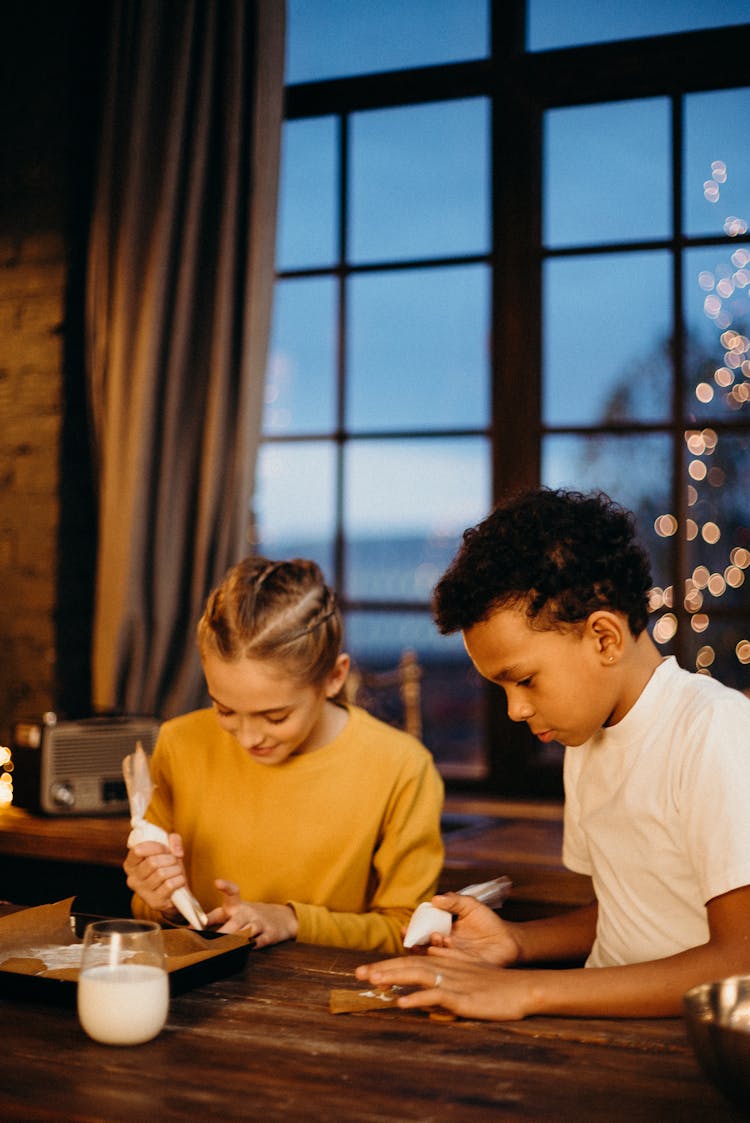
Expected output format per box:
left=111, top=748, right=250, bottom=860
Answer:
left=0, top=746, right=13, bottom=808
left=651, top=160, right=750, bottom=676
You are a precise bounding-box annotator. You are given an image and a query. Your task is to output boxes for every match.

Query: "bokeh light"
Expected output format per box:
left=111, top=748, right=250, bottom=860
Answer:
left=653, top=613, right=677, bottom=644
left=696, top=645, right=715, bottom=669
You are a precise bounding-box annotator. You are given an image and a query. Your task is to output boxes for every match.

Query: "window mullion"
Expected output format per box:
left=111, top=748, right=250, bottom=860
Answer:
left=671, top=94, right=688, bottom=669
left=334, top=113, right=349, bottom=596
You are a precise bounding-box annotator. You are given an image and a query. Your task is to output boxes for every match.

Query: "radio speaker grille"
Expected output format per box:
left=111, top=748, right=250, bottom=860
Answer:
left=51, top=728, right=159, bottom=772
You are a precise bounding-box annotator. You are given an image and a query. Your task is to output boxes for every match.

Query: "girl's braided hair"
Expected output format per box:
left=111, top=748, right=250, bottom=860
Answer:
left=198, top=557, right=341, bottom=685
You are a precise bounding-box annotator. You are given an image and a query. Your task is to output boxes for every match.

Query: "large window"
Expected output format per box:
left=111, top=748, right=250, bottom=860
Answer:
left=542, top=87, right=750, bottom=694
left=255, top=1, right=750, bottom=795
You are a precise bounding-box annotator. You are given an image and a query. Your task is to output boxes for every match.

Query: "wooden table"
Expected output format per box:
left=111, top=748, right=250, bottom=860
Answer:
left=0, top=907, right=740, bottom=1122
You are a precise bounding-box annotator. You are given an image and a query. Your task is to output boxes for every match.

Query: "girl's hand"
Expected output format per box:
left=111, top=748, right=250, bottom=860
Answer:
left=426, top=892, right=522, bottom=966
left=206, top=879, right=299, bottom=948
left=123, top=832, right=186, bottom=918
left=354, top=955, right=535, bottom=1021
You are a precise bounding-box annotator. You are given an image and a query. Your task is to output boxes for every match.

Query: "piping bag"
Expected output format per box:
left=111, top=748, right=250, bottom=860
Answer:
left=123, top=742, right=208, bottom=930
left=403, top=875, right=512, bottom=948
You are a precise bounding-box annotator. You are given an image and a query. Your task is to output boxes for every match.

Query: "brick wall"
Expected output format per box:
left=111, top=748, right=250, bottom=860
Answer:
left=0, top=233, right=65, bottom=739
left=0, top=2, right=104, bottom=746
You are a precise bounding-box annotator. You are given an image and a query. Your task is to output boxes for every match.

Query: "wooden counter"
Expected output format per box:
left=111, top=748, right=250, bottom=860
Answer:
left=0, top=800, right=593, bottom=921
left=440, top=796, right=594, bottom=918
left=0, top=906, right=741, bottom=1122
left=0, top=807, right=132, bottom=914
left=1, top=798, right=568, bottom=870
left=0, top=806, right=129, bottom=865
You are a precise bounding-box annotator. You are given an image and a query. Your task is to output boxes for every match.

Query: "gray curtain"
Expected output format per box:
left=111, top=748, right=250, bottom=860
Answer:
left=86, top=0, right=285, bottom=718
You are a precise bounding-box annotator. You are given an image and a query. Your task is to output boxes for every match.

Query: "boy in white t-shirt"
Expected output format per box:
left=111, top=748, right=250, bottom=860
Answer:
left=356, top=487, right=750, bottom=1020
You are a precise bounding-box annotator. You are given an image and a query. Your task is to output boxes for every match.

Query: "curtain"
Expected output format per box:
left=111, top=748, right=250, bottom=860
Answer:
left=86, top=0, right=285, bottom=718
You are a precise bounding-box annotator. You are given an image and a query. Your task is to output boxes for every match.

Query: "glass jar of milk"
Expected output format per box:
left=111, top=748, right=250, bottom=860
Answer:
left=77, top=919, right=169, bottom=1045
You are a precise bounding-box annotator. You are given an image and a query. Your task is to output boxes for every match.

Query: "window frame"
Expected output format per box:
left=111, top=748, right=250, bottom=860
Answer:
left=265, top=3, right=750, bottom=796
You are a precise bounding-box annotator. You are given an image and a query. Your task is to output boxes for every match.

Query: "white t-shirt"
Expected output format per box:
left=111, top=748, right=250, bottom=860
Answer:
left=563, top=657, right=750, bottom=968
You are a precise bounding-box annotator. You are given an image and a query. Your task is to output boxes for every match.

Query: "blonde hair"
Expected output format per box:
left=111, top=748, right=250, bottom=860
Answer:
left=197, top=557, right=342, bottom=686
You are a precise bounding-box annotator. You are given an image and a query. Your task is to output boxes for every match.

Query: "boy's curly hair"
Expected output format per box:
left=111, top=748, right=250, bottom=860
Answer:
left=433, top=488, right=652, bottom=636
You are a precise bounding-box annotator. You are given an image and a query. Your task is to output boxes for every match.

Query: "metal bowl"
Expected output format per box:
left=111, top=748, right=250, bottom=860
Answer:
left=683, top=975, right=750, bottom=1111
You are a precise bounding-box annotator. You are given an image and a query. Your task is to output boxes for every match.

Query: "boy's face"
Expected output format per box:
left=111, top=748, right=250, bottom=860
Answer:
left=463, top=603, right=621, bottom=747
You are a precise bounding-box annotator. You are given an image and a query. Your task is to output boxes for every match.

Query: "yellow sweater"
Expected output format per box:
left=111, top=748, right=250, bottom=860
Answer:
left=133, top=703, right=444, bottom=952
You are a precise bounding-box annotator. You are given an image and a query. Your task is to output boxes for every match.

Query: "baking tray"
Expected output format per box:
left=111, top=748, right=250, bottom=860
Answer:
left=0, top=898, right=252, bottom=1007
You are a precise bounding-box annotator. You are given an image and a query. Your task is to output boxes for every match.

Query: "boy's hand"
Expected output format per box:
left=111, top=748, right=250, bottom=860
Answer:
left=206, top=879, right=299, bottom=948
left=426, top=892, right=522, bottom=966
left=123, top=832, right=186, bottom=917
left=354, top=955, right=535, bottom=1021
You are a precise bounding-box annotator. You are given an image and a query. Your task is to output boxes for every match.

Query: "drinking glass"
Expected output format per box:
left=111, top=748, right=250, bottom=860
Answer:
left=77, top=918, right=169, bottom=1045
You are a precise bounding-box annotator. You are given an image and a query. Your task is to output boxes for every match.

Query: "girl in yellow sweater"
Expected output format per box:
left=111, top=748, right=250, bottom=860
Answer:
left=124, top=557, right=444, bottom=952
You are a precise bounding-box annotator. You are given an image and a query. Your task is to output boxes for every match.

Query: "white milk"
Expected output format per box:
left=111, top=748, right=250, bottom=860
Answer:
left=77, top=964, right=169, bottom=1045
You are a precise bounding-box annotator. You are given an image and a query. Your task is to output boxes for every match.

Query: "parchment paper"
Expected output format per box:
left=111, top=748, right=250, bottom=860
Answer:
left=0, top=898, right=250, bottom=983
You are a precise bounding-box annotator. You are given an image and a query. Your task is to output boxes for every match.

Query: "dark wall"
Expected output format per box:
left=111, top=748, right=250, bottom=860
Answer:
left=0, top=2, right=108, bottom=742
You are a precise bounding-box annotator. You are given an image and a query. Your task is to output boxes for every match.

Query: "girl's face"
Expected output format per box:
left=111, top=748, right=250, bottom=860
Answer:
left=202, top=650, right=350, bottom=765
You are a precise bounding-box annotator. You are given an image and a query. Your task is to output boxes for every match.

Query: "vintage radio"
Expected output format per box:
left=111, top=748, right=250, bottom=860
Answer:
left=10, top=713, right=161, bottom=816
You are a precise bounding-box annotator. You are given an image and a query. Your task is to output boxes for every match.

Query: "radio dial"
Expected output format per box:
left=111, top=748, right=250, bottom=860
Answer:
left=50, top=782, right=75, bottom=809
